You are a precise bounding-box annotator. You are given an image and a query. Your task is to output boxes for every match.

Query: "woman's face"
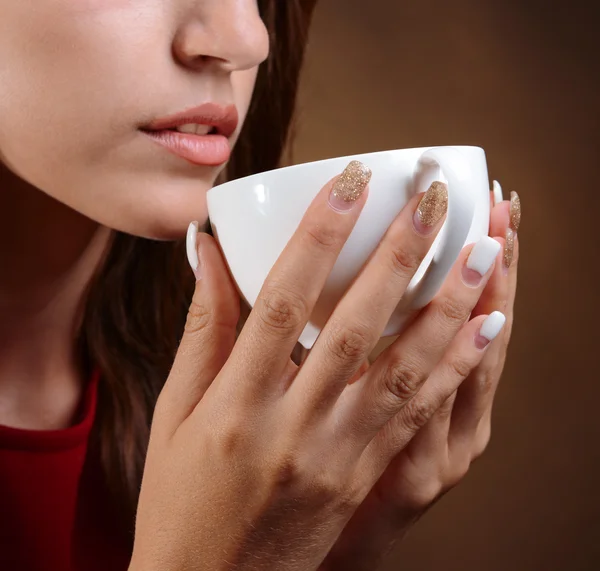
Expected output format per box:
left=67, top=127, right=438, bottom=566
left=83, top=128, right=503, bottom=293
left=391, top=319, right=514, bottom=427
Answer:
left=0, top=1, right=269, bottom=239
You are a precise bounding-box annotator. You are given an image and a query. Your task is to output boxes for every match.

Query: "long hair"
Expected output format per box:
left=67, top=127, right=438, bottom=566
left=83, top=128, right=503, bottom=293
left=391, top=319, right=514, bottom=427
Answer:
left=78, top=0, right=317, bottom=538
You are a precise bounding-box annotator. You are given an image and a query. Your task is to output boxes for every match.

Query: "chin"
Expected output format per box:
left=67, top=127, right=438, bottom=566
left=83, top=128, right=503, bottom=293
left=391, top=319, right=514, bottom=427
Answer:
left=99, top=178, right=214, bottom=242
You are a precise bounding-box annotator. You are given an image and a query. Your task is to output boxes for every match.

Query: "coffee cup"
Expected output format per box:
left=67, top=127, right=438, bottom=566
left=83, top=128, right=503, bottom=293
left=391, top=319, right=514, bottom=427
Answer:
left=207, top=145, right=491, bottom=349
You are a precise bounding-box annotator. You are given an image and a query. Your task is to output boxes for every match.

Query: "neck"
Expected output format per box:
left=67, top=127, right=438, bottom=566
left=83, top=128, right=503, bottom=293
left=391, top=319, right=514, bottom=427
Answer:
left=0, top=165, right=111, bottom=429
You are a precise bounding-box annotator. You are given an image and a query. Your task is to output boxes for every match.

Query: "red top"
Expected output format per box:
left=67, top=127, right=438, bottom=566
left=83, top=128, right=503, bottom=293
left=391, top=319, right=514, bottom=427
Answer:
left=0, top=370, right=132, bottom=571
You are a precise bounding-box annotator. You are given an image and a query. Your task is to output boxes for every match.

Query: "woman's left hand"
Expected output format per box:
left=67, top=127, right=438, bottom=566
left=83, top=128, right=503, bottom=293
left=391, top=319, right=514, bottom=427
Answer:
left=320, top=187, right=521, bottom=571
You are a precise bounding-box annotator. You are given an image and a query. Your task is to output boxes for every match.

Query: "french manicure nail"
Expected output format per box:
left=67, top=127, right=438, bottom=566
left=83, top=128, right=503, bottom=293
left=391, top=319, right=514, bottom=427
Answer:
left=462, top=236, right=501, bottom=286
left=329, top=160, right=371, bottom=212
left=186, top=221, right=202, bottom=280
left=509, top=191, right=521, bottom=232
left=475, top=311, right=506, bottom=349
left=503, top=227, right=515, bottom=273
left=492, top=180, right=503, bottom=206
left=413, top=181, right=448, bottom=235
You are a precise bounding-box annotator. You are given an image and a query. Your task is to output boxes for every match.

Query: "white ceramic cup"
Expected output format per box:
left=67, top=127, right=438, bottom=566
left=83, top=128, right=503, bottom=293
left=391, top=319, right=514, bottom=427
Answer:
left=207, top=145, right=491, bottom=349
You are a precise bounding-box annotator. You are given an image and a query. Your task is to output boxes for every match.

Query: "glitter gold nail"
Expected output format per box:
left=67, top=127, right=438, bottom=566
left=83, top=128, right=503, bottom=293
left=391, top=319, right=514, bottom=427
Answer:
left=510, top=191, right=521, bottom=232
left=415, top=181, right=448, bottom=230
left=330, top=160, right=372, bottom=208
left=504, top=227, right=515, bottom=269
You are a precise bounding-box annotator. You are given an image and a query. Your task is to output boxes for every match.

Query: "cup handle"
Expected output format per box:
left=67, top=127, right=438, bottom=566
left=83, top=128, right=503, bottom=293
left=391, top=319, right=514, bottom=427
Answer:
left=395, top=147, right=479, bottom=315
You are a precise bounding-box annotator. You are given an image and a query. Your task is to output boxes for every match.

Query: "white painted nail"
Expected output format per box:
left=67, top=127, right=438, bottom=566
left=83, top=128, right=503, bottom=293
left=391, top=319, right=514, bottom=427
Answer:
left=480, top=311, right=506, bottom=342
left=492, top=180, right=504, bottom=206
left=186, top=221, right=200, bottom=274
left=466, top=236, right=501, bottom=276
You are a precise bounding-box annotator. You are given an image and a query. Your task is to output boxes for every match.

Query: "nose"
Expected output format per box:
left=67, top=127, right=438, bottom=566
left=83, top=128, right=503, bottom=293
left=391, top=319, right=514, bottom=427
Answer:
left=173, top=0, right=269, bottom=72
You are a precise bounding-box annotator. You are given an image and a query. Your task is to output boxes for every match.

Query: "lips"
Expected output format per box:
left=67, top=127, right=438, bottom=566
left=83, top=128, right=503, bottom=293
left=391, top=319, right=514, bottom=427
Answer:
left=140, top=103, right=239, bottom=166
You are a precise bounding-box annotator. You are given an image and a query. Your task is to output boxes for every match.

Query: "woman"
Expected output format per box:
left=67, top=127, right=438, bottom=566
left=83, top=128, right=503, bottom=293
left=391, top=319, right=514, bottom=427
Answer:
left=0, top=0, right=521, bottom=570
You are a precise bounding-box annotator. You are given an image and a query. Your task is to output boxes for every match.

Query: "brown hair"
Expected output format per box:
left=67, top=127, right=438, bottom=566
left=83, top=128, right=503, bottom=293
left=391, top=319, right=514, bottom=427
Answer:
left=78, top=0, right=317, bottom=539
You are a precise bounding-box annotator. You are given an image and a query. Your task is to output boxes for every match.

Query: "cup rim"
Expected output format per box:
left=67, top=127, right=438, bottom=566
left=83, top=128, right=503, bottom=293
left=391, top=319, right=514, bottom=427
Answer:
left=207, top=144, right=484, bottom=196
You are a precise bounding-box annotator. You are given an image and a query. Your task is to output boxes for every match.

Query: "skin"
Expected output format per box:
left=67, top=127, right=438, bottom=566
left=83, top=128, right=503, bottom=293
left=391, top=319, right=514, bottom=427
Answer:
left=0, top=1, right=519, bottom=569
left=0, top=0, right=267, bottom=428
left=320, top=200, right=519, bottom=571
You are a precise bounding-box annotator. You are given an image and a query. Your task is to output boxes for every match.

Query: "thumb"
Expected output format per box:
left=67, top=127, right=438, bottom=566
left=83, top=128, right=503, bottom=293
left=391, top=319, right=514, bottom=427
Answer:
left=155, top=222, right=241, bottom=435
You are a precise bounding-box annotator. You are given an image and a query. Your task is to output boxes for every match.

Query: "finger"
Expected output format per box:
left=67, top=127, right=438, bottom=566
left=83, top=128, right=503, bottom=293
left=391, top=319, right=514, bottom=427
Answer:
left=473, top=198, right=521, bottom=450
left=356, top=312, right=506, bottom=482
left=338, top=235, right=502, bottom=454
left=226, top=160, right=371, bottom=399
left=474, top=193, right=521, bottom=402
left=489, top=198, right=510, bottom=238
left=458, top=186, right=521, bottom=454
left=471, top=233, right=508, bottom=347
left=480, top=191, right=521, bottom=358
left=501, top=190, right=521, bottom=343
left=447, top=194, right=517, bottom=450
left=289, top=182, right=448, bottom=417
left=492, top=180, right=504, bottom=207
left=476, top=194, right=520, bottom=379
left=448, top=237, right=509, bottom=451
left=156, top=224, right=241, bottom=435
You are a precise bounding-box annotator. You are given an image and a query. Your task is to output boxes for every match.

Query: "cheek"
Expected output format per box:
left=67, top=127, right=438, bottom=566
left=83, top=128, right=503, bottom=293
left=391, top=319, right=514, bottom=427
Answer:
left=0, top=2, right=165, bottom=162
left=0, top=2, right=181, bottom=231
left=0, top=1, right=260, bottom=240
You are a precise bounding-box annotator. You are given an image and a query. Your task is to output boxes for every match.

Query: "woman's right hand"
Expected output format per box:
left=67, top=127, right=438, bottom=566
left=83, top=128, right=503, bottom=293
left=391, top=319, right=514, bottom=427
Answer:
left=130, top=161, right=501, bottom=571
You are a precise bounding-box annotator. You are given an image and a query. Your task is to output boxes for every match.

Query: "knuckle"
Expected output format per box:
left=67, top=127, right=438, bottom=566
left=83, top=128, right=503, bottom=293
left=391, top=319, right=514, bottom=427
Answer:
left=271, top=451, right=306, bottom=488
left=407, top=481, right=443, bottom=512
left=384, top=360, right=424, bottom=403
left=212, top=419, right=248, bottom=457
left=257, top=286, right=307, bottom=333
left=403, top=397, right=436, bottom=433
left=270, top=451, right=356, bottom=512
left=387, top=242, right=421, bottom=278
left=304, top=221, right=343, bottom=252
left=309, top=470, right=350, bottom=509
left=470, top=367, right=497, bottom=401
left=325, top=320, right=372, bottom=363
left=184, top=299, right=213, bottom=334
left=437, top=296, right=471, bottom=327
left=473, top=424, right=492, bottom=460
left=436, top=395, right=455, bottom=421
left=448, top=356, right=474, bottom=380
left=448, top=458, right=471, bottom=486
left=271, top=452, right=357, bottom=512
left=477, top=370, right=497, bottom=398
left=334, top=485, right=362, bottom=514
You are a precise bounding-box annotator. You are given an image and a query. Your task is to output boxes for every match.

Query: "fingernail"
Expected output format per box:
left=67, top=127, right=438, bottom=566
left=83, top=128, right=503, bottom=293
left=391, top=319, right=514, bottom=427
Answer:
left=509, top=191, right=521, bottom=232
left=413, top=181, right=448, bottom=235
left=462, top=236, right=501, bottom=286
left=329, top=160, right=371, bottom=212
left=492, top=180, right=503, bottom=206
left=503, top=227, right=515, bottom=274
left=186, top=221, right=202, bottom=280
left=475, top=311, right=506, bottom=350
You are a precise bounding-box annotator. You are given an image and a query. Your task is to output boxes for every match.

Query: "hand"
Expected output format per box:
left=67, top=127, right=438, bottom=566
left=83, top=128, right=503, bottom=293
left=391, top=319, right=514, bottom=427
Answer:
left=320, top=187, right=520, bottom=571
left=131, top=160, right=504, bottom=571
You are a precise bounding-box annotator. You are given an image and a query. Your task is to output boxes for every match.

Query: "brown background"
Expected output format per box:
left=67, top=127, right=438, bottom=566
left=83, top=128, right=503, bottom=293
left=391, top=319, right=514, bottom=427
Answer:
left=293, top=0, right=600, bottom=569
